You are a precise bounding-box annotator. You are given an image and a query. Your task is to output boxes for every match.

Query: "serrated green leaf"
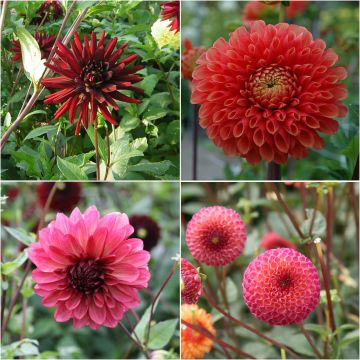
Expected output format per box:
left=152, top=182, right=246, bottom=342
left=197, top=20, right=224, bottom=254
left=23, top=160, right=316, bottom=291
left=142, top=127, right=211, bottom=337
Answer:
left=147, top=319, right=178, bottom=350
left=24, top=124, right=57, bottom=141
left=4, top=227, right=36, bottom=245
left=57, top=157, right=88, bottom=180
left=2, top=250, right=28, bottom=275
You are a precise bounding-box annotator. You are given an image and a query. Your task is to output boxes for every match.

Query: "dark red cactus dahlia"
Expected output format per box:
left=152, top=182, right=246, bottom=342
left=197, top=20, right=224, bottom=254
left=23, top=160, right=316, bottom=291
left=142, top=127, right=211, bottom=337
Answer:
left=10, top=31, right=56, bottom=62
left=181, top=258, right=202, bottom=304
left=41, top=31, right=144, bottom=135
left=160, top=1, right=180, bottom=33
left=31, top=0, right=63, bottom=25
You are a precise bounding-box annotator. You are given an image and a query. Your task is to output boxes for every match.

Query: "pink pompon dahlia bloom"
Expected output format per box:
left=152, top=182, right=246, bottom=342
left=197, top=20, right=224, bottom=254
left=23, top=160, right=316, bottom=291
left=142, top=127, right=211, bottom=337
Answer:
left=191, top=21, right=348, bottom=164
left=28, top=206, right=151, bottom=330
left=160, top=1, right=180, bottom=33
left=260, top=232, right=297, bottom=250
left=181, top=258, right=202, bottom=304
left=181, top=39, right=206, bottom=81
left=242, top=248, right=320, bottom=325
left=41, top=31, right=144, bottom=135
left=186, top=206, right=247, bottom=266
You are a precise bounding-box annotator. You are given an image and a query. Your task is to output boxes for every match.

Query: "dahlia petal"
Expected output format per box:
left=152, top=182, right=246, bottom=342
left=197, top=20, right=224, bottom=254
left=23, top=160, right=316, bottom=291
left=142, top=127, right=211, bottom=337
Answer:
left=54, top=98, right=72, bottom=120
left=98, top=104, right=117, bottom=125
left=73, top=301, right=88, bottom=319
left=29, top=245, right=67, bottom=272
left=259, top=143, right=274, bottom=162
left=32, top=269, right=64, bottom=284
left=48, top=245, right=75, bottom=265
left=122, top=251, right=150, bottom=267
left=65, top=293, right=82, bottom=310
left=110, top=91, right=141, bottom=104
left=54, top=302, right=72, bottom=322
left=41, top=291, right=64, bottom=307
left=94, top=292, right=105, bottom=307
left=107, top=263, right=139, bottom=282
left=253, top=128, right=265, bottom=147
left=42, top=77, right=75, bottom=89
left=318, top=104, right=339, bottom=118
left=83, top=205, right=100, bottom=236
left=73, top=315, right=89, bottom=328
left=98, top=212, right=129, bottom=232
left=86, top=228, right=108, bottom=258
left=89, top=301, right=106, bottom=325
left=104, top=38, right=118, bottom=59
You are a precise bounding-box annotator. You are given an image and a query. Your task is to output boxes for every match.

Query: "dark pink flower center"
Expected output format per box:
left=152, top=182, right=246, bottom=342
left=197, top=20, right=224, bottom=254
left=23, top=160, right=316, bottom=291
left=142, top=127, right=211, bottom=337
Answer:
left=247, top=65, right=298, bottom=109
left=81, top=60, right=112, bottom=90
left=68, top=259, right=104, bottom=294
left=276, top=272, right=294, bottom=291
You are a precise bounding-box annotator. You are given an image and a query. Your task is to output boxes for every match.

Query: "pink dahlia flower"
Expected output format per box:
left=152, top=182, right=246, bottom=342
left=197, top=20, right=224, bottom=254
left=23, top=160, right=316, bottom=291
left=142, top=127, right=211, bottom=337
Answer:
left=186, top=206, right=247, bottom=266
left=242, top=248, right=320, bottom=325
left=28, top=206, right=151, bottom=329
left=191, top=21, right=348, bottom=164
left=181, top=258, right=202, bottom=304
left=260, top=232, right=297, bottom=250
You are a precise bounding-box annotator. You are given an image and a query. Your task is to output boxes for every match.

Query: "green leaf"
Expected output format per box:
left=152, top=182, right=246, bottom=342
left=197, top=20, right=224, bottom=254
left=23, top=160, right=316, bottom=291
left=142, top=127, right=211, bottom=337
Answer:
left=4, top=227, right=36, bottom=245
left=86, top=2, right=116, bottom=17
left=333, top=324, right=358, bottom=337
left=119, top=115, right=140, bottom=131
left=142, top=106, right=168, bottom=122
left=166, top=120, right=180, bottom=144
left=300, top=209, right=326, bottom=240
left=2, top=250, right=28, bottom=275
left=57, top=157, right=88, bottom=180
left=339, top=330, right=359, bottom=349
left=24, top=124, right=58, bottom=141
left=138, top=74, right=161, bottom=96
left=304, top=323, right=329, bottom=337
left=147, top=319, right=178, bottom=350
left=216, top=277, right=237, bottom=304
left=16, top=27, right=45, bottom=88
left=127, top=160, right=173, bottom=177
left=134, top=301, right=159, bottom=342
left=23, top=110, right=48, bottom=123
left=86, top=126, right=108, bottom=163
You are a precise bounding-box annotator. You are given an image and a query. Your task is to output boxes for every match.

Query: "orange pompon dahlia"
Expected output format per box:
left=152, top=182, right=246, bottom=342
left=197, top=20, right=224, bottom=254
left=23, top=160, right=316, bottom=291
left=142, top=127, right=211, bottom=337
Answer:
left=191, top=21, right=347, bottom=164
left=41, top=31, right=143, bottom=135
left=181, top=39, right=206, bottom=81
left=181, top=304, right=215, bottom=359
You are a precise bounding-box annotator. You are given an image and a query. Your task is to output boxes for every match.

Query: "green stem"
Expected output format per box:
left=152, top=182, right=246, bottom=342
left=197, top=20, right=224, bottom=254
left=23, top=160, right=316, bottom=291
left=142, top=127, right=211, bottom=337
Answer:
left=279, top=2, right=286, bottom=22
left=298, top=322, right=323, bottom=359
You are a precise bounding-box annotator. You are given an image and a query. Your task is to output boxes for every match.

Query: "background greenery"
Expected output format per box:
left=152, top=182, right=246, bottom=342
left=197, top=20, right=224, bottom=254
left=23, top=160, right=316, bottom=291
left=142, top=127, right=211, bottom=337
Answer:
left=181, top=1, right=359, bottom=180
left=1, top=0, right=180, bottom=180
left=181, top=182, right=359, bottom=359
left=1, top=182, right=180, bottom=359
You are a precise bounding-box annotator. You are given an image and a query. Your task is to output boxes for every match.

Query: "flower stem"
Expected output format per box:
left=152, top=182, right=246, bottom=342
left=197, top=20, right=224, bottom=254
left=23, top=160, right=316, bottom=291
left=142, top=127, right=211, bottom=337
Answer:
left=192, top=104, right=198, bottom=180
left=0, top=0, right=7, bottom=43
left=104, top=125, right=111, bottom=181
left=94, top=121, right=100, bottom=181
left=267, top=162, right=281, bottom=180
left=203, top=288, right=300, bottom=359
left=181, top=319, right=254, bottom=359
left=279, top=2, right=286, bottom=22
left=314, top=239, right=336, bottom=334
left=20, top=297, right=28, bottom=340
left=325, top=186, right=334, bottom=273
left=298, top=322, right=323, bottom=359
left=119, top=321, right=149, bottom=357
left=144, top=261, right=178, bottom=347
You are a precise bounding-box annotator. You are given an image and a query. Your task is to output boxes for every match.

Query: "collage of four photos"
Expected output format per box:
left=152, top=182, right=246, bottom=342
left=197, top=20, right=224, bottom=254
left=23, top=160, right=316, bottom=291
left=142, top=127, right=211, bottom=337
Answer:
left=0, top=0, right=359, bottom=359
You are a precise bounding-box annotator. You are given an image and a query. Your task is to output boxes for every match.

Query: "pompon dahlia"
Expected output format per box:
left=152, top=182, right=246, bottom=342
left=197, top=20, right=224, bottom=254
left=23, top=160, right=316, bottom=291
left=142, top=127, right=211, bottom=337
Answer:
left=41, top=31, right=144, bottom=135
left=181, top=39, right=206, bottom=81
left=181, top=258, right=202, bottom=304
left=244, top=1, right=309, bottom=22
left=160, top=1, right=180, bottom=33
left=260, top=232, right=297, bottom=250
left=186, top=206, right=246, bottom=266
left=28, top=206, right=151, bottom=329
left=242, top=248, right=320, bottom=325
left=10, top=31, right=56, bottom=62
left=37, top=182, right=81, bottom=212
left=191, top=21, right=348, bottom=164
left=31, top=0, right=63, bottom=25
left=181, top=304, right=215, bottom=359
left=129, top=214, right=161, bottom=252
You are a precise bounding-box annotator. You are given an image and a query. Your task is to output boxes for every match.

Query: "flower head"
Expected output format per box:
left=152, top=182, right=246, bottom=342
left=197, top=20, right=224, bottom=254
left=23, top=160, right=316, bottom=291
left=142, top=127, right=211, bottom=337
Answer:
left=129, top=214, right=160, bottom=252
left=31, top=0, right=63, bottom=25
left=260, top=232, right=297, bottom=250
left=151, top=19, right=180, bottom=49
left=160, top=1, right=180, bottom=33
left=10, top=31, right=56, bottom=62
left=186, top=206, right=246, bottom=266
left=28, top=206, right=151, bottom=329
left=181, top=258, right=202, bottom=304
left=181, top=39, right=206, bottom=81
left=181, top=304, right=215, bottom=359
left=191, top=21, right=347, bottom=164
left=37, top=182, right=81, bottom=212
left=41, top=31, right=144, bottom=135
left=242, top=248, right=320, bottom=325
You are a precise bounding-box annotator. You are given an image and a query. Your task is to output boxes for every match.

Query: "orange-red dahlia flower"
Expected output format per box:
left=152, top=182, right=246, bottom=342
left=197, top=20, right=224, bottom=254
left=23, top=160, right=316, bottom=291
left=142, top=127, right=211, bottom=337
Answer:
left=244, top=1, right=308, bottom=22
left=181, top=39, right=206, bottom=81
left=186, top=206, right=247, bottom=266
left=160, top=1, right=180, bottom=33
left=260, top=232, right=297, bottom=250
left=181, top=304, right=215, bottom=359
left=191, top=21, right=347, bottom=164
left=243, top=248, right=320, bottom=325
left=10, top=31, right=56, bottom=62
left=41, top=31, right=143, bottom=135
left=181, top=258, right=202, bottom=304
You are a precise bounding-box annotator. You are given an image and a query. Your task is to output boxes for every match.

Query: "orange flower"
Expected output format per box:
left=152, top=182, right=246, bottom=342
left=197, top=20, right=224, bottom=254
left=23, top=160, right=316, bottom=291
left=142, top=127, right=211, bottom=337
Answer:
left=181, top=304, right=215, bottom=359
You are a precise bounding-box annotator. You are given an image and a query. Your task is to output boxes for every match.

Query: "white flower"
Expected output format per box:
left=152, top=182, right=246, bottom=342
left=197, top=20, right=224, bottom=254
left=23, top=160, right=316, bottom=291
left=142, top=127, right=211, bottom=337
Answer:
left=151, top=19, right=180, bottom=49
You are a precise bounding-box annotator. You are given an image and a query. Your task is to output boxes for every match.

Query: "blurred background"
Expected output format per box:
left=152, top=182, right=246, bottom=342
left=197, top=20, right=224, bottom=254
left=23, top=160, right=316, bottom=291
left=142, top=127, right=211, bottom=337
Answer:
left=1, top=182, right=180, bottom=359
left=181, top=182, right=359, bottom=358
left=181, top=0, right=359, bottom=180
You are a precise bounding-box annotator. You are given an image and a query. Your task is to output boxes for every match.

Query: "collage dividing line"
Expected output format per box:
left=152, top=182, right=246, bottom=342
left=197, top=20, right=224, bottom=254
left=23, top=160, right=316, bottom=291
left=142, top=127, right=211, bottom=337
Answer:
left=1, top=1, right=359, bottom=360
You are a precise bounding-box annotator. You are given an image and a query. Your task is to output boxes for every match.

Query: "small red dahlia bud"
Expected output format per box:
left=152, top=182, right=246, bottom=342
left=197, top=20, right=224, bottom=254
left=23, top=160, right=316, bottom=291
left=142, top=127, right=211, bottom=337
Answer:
left=181, top=39, right=206, bottom=81
left=242, top=248, right=320, bottom=325
left=160, top=1, right=180, bottom=33
left=260, top=232, right=297, bottom=250
left=181, top=258, right=202, bottom=304
left=186, top=206, right=247, bottom=266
